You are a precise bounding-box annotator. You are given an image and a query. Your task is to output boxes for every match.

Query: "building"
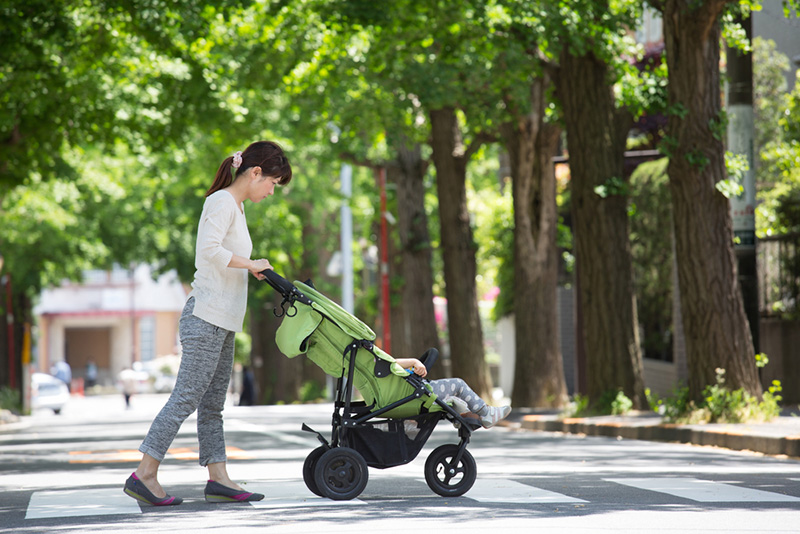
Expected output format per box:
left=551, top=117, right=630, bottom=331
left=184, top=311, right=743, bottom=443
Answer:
left=35, top=264, right=187, bottom=387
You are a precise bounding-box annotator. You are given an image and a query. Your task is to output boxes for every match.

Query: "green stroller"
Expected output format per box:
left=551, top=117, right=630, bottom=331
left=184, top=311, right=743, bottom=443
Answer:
left=262, top=270, right=480, bottom=501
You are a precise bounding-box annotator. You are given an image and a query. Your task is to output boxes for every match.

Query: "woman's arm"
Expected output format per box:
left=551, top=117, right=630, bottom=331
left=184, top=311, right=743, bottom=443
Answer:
left=228, top=255, right=272, bottom=280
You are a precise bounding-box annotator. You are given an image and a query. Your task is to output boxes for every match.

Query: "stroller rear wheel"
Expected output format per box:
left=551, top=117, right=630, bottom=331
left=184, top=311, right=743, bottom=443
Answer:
left=303, top=446, right=327, bottom=497
left=424, top=444, right=476, bottom=497
left=314, top=447, right=369, bottom=500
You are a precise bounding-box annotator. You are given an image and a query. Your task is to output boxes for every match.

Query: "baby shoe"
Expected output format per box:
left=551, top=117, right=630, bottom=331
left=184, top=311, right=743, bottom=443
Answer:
left=480, top=405, right=512, bottom=429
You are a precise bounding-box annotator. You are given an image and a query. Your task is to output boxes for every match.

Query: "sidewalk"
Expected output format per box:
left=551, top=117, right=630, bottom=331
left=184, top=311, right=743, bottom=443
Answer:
left=507, top=408, right=800, bottom=458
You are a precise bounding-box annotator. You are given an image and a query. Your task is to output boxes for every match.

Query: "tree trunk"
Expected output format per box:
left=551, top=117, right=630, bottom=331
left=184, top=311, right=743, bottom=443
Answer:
left=555, top=49, right=647, bottom=409
left=501, top=77, right=567, bottom=409
left=387, top=142, right=441, bottom=363
left=429, top=107, right=491, bottom=399
left=250, top=296, right=298, bottom=404
left=663, top=0, right=761, bottom=399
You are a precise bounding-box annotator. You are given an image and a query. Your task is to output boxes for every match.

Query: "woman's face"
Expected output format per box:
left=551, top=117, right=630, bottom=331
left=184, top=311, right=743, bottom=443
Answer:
left=248, top=173, right=281, bottom=203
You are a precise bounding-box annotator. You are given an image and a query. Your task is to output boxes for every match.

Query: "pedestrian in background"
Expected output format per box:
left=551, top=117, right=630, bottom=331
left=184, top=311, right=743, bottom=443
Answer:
left=238, top=365, right=256, bottom=406
left=86, top=360, right=98, bottom=389
left=51, top=360, right=72, bottom=392
left=118, top=367, right=137, bottom=408
left=124, top=141, right=292, bottom=506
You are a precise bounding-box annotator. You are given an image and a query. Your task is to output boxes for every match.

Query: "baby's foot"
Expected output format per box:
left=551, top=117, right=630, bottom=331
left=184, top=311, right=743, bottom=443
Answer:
left=445, top=396, right=470, bottom=415
left=480, top=405, right=512, bottom=428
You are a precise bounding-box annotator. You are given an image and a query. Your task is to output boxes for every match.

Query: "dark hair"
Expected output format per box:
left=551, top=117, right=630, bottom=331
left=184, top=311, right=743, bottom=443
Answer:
left=206, top=140, right=293, bottom=197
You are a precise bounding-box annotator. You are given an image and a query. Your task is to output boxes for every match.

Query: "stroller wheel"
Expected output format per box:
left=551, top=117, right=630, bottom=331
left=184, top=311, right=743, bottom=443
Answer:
left=303, top=446, right=327, bottom=497
left=424, top=444, right=477, bottom=497
left=314, top=447, right=368, bottom=501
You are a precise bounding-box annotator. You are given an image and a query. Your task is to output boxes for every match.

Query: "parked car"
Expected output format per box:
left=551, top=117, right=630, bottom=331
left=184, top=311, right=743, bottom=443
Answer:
left=31, top=373, right=70, bottom=414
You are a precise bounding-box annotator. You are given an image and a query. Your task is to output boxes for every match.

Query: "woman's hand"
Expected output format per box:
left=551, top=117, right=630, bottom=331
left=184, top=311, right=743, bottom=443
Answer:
left=249, top=258, right=272, bottom=280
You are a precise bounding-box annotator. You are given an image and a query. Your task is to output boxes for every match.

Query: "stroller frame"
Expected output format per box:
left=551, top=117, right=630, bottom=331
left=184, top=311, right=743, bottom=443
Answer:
left=263, top=270, right=480, bottom=500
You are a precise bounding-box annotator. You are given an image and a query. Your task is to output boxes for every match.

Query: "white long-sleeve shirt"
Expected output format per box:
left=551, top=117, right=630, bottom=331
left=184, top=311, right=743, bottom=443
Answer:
left=188, top=190, right=252, bottom=332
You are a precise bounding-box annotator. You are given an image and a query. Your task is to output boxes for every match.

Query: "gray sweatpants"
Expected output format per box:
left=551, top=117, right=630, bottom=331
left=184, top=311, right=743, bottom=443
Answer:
left=429, top=378, right=486, bottom=413
left=139, top=297, right=235, bottom=466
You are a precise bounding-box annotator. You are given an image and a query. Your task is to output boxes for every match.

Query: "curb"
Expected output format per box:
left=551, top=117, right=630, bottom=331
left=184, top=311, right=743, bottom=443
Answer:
left=518, top=415, right=800, bottom=457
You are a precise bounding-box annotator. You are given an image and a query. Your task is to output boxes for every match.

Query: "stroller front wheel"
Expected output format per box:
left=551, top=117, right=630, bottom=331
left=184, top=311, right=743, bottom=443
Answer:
left=424, top=444, right=477, bottom=497
left=314, top=447, right=369, bottom=500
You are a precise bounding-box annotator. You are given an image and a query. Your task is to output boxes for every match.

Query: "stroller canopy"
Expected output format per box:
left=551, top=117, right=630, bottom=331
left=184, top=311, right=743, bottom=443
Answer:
left=276, top=280, right=439, bottom=417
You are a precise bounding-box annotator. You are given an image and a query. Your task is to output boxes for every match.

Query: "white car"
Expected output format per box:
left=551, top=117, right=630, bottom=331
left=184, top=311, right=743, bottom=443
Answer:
left=31, top=373, right=70, bottom=414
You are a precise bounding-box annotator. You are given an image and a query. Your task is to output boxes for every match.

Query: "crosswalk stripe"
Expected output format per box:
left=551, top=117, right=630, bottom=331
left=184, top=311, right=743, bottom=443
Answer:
left=248, top=481, right=367, bottom=508
left=606, top=477, right=800, bottom=502
left=466, top=478, right=587, bottom=504
left=26, top=489, right=142, bottom=520
left=24, top=477, right=799, bottom=520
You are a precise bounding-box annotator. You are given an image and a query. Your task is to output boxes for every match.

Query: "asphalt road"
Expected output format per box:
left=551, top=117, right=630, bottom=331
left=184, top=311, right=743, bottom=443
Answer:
left=2, top=393, right=800, bottom=533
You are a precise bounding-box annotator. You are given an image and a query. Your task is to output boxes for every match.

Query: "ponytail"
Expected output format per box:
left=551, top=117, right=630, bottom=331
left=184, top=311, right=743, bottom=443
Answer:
left=205, top=142, right=292, bottom=197
left=206, top=157, right=237, bottom=197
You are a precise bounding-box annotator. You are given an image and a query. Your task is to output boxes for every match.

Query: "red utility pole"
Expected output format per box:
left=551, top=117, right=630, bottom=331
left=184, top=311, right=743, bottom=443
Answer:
left=379, top=167, right=391, bottom=354
left=5, top=273, right=15, bottom=390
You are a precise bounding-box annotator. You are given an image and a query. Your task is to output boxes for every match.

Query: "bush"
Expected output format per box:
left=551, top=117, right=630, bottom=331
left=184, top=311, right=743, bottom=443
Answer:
left=648, top=367, right=782, bottom=424
left=561, top=389, right=633, bottom=418
left=0, top=387, right=21, bottom=414
left=299, top=380, right=326, bottom=403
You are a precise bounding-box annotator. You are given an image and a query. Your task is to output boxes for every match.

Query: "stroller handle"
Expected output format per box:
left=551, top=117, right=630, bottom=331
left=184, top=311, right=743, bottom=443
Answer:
left=260, top=269, right=295, bottom=298
left=260, top=269, right=313, bottom=317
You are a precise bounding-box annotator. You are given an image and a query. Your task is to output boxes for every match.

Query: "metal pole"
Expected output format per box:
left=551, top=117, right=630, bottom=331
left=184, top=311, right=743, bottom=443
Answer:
left=726, top=15, right=759, bottom=353
left=379, top=167, right=391, bottom=353
left=340, top=164, right=354, bottom=314
left=335, top=164, right=354, bottom=401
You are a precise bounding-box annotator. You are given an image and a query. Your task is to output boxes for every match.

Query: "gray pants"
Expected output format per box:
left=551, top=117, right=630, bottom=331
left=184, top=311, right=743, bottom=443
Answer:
left=429, top=378, right=486, bottom=413
left=139, top=298, right=235, bottom=466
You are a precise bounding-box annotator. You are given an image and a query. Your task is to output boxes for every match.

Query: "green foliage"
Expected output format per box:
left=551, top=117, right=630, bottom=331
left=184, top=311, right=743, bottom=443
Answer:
left=299, top=380, right=327, bottom=403
left=593, top=176, right=629, bottom=198
left=0, top=387, right=21, bottom=414
left=708, top=111, right=728, bottom=141
left=753, top=38, right=791, bottom=160
left=562, top=389, right=633, bottom=417
left=685, top=149, right=710, bottom=171
left=475, top=182, right=513, bottom=320
left=650, top=365, right=783, bottom=424
left=658, top=135, right=679, bottom=159
left=563, top=393, right=590, bottom=417
left=754, top=38, right=800, bottom=238
left=0, top=1, right=225, bottom=190
left=716, top=151, right=748, bottom=199
left=610, top=389, right=634, bottom=415
left=629, top=158, right=673, bottom=361
left=234, top=333, right=252, bottom=366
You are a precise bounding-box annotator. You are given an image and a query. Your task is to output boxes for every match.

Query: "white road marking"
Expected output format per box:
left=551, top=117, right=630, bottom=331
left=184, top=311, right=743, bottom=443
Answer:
left=465, top=478, right=587, bottom=504
left=248, top=481, right=366, bottom=508
left=26, top=488, right=142, bottom=520
left=606, top=477, right=800, bottom=502
left=226, top=420, right=320, bottom=448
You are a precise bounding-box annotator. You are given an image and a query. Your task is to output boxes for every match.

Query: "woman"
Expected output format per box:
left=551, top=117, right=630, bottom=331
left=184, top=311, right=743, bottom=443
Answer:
left=124, top=141, right=292, bottom=506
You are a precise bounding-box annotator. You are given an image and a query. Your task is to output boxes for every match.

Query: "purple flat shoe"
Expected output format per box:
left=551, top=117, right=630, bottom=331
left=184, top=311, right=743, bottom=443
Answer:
left=204, top=480, right=264, bottom=503
left=124, top=473, right=183, bottom=506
